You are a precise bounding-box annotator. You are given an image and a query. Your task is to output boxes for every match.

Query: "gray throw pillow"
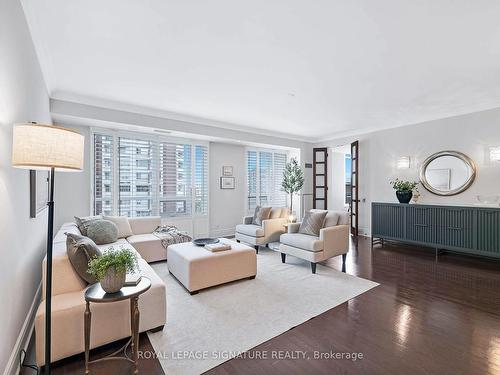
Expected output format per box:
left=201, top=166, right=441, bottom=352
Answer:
left=87, top=219, right=118, bottom=245
left=252, top=206, right=272, bottom=226
left=66, top=233, right=102, bottom=284
left=299, top=210, right=328, bottom=236
left=74, top=215, right=101, bottom=236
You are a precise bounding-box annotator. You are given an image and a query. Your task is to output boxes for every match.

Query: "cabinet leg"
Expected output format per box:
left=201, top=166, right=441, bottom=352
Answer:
left=84, top=301, right=91, bottom=375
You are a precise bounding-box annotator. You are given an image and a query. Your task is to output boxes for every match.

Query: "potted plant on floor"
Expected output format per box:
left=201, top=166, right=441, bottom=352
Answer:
left=390, top=178, right=419, bottom=204
left=282, top=157, right=304, bottom=222
left=88, top=246, right=139, bottom=293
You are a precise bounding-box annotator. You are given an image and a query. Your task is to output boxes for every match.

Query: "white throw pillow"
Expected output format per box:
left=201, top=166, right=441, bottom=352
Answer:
left=103, top=216, right=133, bottom=238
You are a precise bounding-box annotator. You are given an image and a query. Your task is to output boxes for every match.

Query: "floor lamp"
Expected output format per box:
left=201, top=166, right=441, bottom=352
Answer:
left=12, top=123, right=84, bottom=375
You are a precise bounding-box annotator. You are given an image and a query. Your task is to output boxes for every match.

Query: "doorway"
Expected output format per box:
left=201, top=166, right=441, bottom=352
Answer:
left=325, top=141, right=359, bottom=236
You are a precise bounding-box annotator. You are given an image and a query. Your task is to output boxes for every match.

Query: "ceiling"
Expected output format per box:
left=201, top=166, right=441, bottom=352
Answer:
left=21, top=0, right=500, bottom=142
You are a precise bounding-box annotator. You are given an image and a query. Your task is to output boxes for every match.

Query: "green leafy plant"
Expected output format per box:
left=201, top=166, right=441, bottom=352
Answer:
left=88, top=246, right=139, bottom=281
left=282, top=157, right=304, bottom=212
left=390, top=178, right=419, bottom=192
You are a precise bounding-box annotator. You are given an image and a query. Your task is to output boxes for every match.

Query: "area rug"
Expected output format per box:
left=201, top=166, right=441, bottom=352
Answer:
left=148, top=249, right=378, bottom=375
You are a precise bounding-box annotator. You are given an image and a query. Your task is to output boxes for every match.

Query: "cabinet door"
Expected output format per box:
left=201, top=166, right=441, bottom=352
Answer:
left=372, top=204, right=405, bottom=239
left=476, top=209, right=500, bottom=256
left=406, top=206, right=436, bottom=244
left=435, top=208, right=474, bottom=249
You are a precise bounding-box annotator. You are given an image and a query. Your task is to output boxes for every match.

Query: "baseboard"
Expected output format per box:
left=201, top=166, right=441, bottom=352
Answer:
left=3, top=282, right=41, bottom=375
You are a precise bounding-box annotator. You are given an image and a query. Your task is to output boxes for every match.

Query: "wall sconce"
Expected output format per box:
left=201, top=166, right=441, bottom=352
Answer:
left=490, top=146, right=500, bottom=162
left=397, top=156, right=410, bottom=169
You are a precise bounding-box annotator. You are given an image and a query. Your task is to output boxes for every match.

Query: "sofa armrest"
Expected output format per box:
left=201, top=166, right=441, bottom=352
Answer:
left=288, top=222, right=301, bottom=233
left=243, top=216, right=253, bottom=224
left=320, top=225, right=349, bottom=258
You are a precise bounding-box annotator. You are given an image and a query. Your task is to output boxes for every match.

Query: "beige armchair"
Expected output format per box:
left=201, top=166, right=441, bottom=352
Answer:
left=279, top=209, right=350, bottom=273
left=235, top=207, right=290, bottom=253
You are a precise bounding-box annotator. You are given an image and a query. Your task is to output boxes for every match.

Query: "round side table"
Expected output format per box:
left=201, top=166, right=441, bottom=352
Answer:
left=84, top=277, right=151, bottom=375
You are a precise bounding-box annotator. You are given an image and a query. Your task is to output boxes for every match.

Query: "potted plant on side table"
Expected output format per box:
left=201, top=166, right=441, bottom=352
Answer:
left=390, top=178, right=419, bottom=204
left=88, top=247, right=139, bottom=293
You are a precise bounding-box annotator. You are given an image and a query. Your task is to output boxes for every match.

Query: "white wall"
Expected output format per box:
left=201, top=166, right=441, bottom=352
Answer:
left=54, top=125, right=91, bottom=228
left=0, top=0, right=51, bottom=372
left=316, top=107, right=500, bottom=235
left=209, top=142, right=246, bottom=237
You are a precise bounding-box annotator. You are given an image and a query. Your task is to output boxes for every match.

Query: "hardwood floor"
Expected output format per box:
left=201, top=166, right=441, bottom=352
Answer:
left=24, top=237, right=500, bottom=375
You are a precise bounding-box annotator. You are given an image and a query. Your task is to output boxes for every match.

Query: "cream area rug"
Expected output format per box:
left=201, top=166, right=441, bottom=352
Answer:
left=148, top=249, right=378, bottom=375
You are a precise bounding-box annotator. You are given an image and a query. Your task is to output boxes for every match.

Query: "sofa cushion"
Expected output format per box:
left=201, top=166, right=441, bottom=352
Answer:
left=337, top=211, right=350, bottom=225
left=280, top=233, right=324, bottom=252
left=235, top=224, right=265, bottom=238
left=66, top=233, right=102, bottom=284
left=74, top=215, right=101, bottom=236
left=269, top=208, right=282, bottom=219
left=96, top=238, right=139, bottom=255
left=299, top=210, right=327, bottom=236
left=128, top=216, right=161, bottom=235
left=252, top=206, right=272, bottom=226
left=127, top=234, right=166, bottom=263
left=87, top=219, right=118, bottom=245
left=103, top=216, right=133, bottom=238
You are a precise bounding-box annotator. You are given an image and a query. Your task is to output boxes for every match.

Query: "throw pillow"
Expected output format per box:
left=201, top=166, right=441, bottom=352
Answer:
left=66, top=233, right=102, bottom=284
left=74, top=215, right=101, bottom=236
left=103, top=216, right=133, bottom=238
left=299, top=210, right=328, bottom=236
left=86, top=219, right=118, bottom=245
left=252, top=206, right=272, bottom=226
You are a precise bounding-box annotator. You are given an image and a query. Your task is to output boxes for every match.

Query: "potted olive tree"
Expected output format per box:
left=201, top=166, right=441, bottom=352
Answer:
left=88, top=247, right=139, bottom=293
left=390, top=178, right=419, bottom=204
left=282, top=157, right=304, bottom=222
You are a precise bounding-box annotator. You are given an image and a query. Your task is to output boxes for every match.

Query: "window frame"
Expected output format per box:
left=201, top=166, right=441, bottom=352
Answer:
left=245, top=147, right=289, bottom=214
left=90, top=127, right=209, bottom=219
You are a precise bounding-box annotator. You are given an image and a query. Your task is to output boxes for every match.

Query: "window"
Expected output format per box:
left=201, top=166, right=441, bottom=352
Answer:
left=345, top=154, right=352, bottom=205
left=119, top=137, right=156, bottom=217
left=93, top=134, right=114, bottom=216
left=93, top=131, right=209, bottom=218
left=246, top=149, right=288, bottom=212
left=159, top=142, right=191, bottom=217
left=194, top=145, right=208, bottom=214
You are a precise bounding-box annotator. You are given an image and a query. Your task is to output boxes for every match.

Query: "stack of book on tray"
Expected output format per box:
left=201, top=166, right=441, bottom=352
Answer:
left=205, top=242, right=231, bottom=252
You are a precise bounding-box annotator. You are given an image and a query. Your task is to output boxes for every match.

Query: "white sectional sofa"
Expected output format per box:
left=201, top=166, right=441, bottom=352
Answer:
left=35, top=216, right=167, bottom=366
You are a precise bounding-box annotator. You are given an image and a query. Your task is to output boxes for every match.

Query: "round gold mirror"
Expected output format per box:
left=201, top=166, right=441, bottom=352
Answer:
left=419, top=151, right=476, bottom=196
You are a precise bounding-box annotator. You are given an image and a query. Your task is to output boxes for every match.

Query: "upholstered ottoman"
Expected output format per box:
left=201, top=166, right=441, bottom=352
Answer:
left=167, top=239, right=257, bottom=294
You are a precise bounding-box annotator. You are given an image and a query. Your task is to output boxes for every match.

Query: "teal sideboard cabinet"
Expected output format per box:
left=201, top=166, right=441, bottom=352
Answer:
left=371, top=202, right=500, bottom=259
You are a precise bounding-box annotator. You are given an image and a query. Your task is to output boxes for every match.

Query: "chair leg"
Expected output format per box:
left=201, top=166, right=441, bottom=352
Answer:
left=311, top=262, right=317, bottom=274
left=254, top=245, right=259, bottom=254
left=342, top=253, right=347, bottom=273
left=281, top=253, right=286, bottom=263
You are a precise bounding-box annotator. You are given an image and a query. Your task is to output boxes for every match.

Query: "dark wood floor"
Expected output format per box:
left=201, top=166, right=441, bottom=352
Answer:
left=23, top=237, right=500, bottom=375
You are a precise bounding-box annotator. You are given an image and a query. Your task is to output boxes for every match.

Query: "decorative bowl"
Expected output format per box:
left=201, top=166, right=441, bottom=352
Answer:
left=193, top=238, right=220, bottom=246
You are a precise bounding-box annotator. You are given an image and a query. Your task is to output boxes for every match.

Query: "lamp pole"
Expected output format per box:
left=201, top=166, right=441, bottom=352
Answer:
left=44, top=167, right=55, bottom=375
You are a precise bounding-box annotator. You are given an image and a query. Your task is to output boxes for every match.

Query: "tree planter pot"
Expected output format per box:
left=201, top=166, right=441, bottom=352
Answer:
left=100, top=268, right=126, bottom=293
left=396, top=190, right=413, bottom=204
